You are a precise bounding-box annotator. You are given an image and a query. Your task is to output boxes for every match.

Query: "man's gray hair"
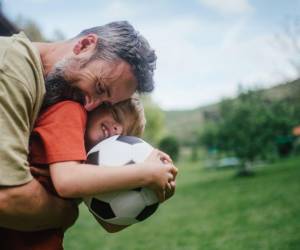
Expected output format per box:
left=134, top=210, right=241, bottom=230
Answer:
left=76, top=21, right=157, bottom=93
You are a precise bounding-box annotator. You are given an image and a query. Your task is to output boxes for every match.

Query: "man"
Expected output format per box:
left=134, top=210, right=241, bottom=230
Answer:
left=0, top=21, right=174, bottom=232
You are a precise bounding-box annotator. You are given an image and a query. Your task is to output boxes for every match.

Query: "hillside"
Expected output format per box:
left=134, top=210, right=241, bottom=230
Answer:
left=164, top=78, right=300, bottom=145
left=164, top=103, right=218, bottom=145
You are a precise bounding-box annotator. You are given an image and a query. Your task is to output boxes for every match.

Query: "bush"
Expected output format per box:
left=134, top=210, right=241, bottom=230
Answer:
left=159, top=136, right=180, bottom=162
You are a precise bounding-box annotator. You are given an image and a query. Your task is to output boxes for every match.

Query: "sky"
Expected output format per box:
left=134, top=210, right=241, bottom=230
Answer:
left=3, top=0, right=300, bottom=110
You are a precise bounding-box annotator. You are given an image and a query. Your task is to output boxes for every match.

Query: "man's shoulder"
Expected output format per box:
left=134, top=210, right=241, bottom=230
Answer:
left=0, top=33, right=45, bottom=127
left=0, top=32, right=39, bottom=69
left=0, top=32, right=44, bottom=90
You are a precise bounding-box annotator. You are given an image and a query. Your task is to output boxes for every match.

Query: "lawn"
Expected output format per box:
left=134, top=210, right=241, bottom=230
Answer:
left=64, top=156, right=300, bottom=250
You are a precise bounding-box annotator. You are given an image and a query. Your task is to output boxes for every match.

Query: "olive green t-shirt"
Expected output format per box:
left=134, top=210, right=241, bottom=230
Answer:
left=0, top=32, right=45, bottom=186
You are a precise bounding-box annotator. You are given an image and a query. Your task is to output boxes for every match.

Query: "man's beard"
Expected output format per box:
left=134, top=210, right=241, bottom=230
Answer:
left=42, top=58, right=85, bottom=109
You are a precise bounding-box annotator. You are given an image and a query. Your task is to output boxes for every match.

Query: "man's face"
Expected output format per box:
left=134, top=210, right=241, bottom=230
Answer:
left=44, top=57, right=137, bottom=111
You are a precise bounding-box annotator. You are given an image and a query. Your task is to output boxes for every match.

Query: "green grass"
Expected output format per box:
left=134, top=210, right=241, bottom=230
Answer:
left=64, top=157, right=300, bottom=250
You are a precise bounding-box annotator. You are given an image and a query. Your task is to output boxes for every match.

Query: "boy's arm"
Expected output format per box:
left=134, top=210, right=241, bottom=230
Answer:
left=0, top=178, right=78, bottom=231
left=49, top=150, right=177, bottom=202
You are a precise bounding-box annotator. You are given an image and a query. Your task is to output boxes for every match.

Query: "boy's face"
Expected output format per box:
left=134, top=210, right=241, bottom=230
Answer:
left=85, top=108, right=124, bottom=150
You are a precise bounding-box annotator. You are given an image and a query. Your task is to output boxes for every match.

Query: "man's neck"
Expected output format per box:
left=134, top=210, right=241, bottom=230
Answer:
left=33, top=41, right=74, bottom=76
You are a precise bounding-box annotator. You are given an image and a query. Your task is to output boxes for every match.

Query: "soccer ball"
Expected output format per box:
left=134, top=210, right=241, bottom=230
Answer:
left=83, top=135, right=159, bottom=226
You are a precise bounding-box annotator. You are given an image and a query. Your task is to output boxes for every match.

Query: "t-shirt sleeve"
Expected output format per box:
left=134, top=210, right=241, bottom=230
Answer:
left=0, top=33, right=45, bottom=186
left=0, top=75, right=33, bottom=186
left=30, top=101, right=87, bottom=164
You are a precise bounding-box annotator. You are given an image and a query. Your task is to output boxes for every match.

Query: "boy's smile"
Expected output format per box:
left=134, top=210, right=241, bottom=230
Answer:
left=85, top=108, right=123, bottom=151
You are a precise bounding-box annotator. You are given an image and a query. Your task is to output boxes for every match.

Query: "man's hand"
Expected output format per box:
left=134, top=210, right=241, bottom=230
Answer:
left=0, top=178, right=78, bottom=231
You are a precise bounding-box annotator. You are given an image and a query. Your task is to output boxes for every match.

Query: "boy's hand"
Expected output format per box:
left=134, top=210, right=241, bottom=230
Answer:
left=144, top=149, right=178, bottom=202
left=155, top=149, right=177, bottom=201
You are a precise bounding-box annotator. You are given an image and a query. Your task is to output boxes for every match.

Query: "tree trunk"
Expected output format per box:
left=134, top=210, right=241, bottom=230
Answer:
left=235, top=161, right=255, bottom=177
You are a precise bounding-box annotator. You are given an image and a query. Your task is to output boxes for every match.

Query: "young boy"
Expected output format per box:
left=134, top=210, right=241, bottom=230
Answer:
left=0, top=97, right=177, bottom=250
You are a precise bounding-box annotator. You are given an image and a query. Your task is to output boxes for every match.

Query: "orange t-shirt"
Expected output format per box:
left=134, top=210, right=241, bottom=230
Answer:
left=0, top=101, right=87, bottom=250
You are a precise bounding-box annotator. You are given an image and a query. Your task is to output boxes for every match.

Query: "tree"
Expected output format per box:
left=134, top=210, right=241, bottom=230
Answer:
left=275, top=16, right=300, bottom=76
left=218, top=92, right=275, bottom=170
left=141, top=96, right=166, bottom=146
left=52, top=29, right=66, bottom=41
left=201, top=88, right=299, bottom=176
left=198, top=121, right=220, bottom=153
left=159, top=136, right=180, bottom=162
left=15, top=15, right=46, bottom=42
left=15, top=15, right=66, bottom=42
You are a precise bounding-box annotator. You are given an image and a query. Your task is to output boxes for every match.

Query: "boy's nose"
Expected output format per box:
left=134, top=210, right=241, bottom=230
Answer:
left=111, top=124, right=123, bottom=135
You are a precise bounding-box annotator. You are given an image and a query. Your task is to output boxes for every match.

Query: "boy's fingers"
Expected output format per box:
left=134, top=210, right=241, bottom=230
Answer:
left=170, top=180, right=176, bottom=188
left=165, top=164, right=178, bottom=179
left=157, top=149, right=173, bottom=163
left=171, top=166, right=178, bottom=178
left=165, top=182, right=175, bottom=200
left=166, top=182, right=172, bottom=191
left=167, top=172, right=174, bottom=182
left=156, top=189, right=166, bottom=203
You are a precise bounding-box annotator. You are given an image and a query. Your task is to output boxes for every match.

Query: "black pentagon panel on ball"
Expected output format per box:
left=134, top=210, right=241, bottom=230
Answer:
left=136, top=203, right=159, bottom=221
left=117, top=135, right=143, bottom=145
left=86, top=151, right=99, bottom=165
left=90, top=198, right=116, bottom=219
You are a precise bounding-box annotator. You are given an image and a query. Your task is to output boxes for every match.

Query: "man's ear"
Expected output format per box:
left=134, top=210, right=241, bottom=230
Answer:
left=73, top=34, right=99, bottom=55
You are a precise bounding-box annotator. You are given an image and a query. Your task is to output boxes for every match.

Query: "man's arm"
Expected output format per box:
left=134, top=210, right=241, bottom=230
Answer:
left=0, top=178, right=78, bottom=232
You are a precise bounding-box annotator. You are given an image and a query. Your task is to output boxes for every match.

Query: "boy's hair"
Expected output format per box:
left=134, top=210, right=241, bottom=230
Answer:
left=110, top=95, right=146, bottom=137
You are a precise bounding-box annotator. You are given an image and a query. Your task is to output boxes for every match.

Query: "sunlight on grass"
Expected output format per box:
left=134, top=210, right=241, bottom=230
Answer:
left=64, top=157, right=300, bottom=250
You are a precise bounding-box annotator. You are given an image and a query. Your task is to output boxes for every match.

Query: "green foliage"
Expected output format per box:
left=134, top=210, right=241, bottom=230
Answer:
left=158, top=136, right=180, bottom=162
left=164, top=79, right=300, bottom=148
left=65, top=157, right=300, bottom=250
left=142, top=96, right=165, bottom=146
left=15, top=15, right=46, bottom=42
left=15, top=15, right=66, bottom=42
left=190, top=145, right=199, bottom=161
left=201, top=89, right=300, bottom=164
left=198, top=121, right=220, bottom=151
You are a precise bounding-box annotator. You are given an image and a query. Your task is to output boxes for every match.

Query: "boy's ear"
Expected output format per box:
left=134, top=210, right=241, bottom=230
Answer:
left=73, top=34, right=99, bottom=55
